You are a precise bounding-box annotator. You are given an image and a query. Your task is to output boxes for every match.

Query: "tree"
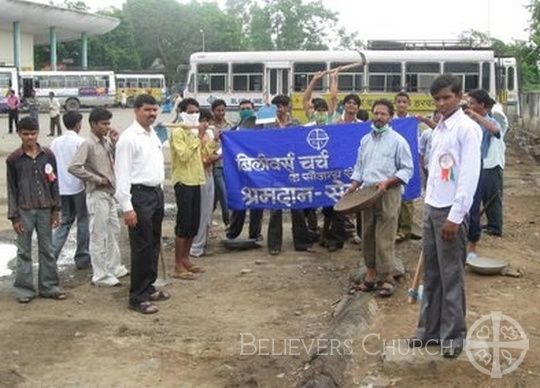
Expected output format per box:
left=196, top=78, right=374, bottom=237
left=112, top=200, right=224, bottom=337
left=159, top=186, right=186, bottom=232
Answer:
left=227, top=0, right=338, bottom=50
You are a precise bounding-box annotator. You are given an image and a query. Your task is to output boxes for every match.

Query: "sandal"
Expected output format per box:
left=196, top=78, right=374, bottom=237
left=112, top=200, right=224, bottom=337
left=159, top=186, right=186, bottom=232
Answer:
left=350, top=279, right=377, bottom=293
left=18, top=296, right=33, bottom=304
left=377, top=282, right=396, bottom=298
left=171, top=271, right=197, bottom=280
left=129, top=301, right=159, bottom=315
left=41, top=291, right=67, bottom=300
left=149, top=290, right=170, bottom=302
left=269, top=249, right=281, bottom=256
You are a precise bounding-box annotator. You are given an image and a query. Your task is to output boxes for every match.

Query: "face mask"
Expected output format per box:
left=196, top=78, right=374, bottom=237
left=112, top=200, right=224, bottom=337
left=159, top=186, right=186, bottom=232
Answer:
left=314, top=111, right=328, bottom=125
left=239, top=109, right=254, bottom=121
left=180, top=112, right=200, bottom=126
left=371, top=123, right=389, bottom=134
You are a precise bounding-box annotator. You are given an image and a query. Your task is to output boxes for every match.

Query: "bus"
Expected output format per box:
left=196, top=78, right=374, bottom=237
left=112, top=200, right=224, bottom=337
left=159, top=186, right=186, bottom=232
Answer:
left=183, top=49, right=520, bottom=120
left=0, top=67, right=19, bottom=113
left=115, top=73, right=166, bottom=106
left=20, top=70, right=116, bottom=111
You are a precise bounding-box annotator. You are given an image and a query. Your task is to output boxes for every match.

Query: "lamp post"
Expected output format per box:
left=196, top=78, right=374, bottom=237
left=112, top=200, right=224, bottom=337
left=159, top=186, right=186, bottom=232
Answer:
left=200, top=29, right=206, bottom=52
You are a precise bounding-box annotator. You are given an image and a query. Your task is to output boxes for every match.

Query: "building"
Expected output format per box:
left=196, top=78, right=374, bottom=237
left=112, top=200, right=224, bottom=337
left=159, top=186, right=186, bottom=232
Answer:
left=0, top=0, right=119, bottom=70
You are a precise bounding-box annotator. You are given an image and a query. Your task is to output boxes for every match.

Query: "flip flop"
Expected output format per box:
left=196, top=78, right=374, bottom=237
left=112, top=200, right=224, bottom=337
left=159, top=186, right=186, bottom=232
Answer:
left=377, top=282, right=396, bottom=298
left=171, top=271, right=197, bottom=280
left=129, top=301, right=159, bottom=315
left=41, top=291, right=67, bottom=300
left=149, top=290, right=171, bottom=302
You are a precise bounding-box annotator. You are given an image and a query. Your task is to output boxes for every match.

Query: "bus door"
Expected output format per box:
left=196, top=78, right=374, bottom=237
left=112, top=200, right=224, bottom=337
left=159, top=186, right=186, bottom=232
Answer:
left=22, top=77, right=34, bottom=99
left=266, top=62, right=290, bottom=102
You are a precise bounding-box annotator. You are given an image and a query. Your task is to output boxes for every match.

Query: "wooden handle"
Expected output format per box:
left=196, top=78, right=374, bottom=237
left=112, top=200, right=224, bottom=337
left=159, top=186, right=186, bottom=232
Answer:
left=407, top=250, right=424, bottom=304
left=322, top=61, right=364, bottom=76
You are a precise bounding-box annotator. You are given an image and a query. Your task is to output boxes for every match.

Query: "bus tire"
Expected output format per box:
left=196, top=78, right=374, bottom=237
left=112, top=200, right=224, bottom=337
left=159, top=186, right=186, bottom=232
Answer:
left=65, top=98, right=80, bottom=111
left=127, top=97, right=135, bottom=108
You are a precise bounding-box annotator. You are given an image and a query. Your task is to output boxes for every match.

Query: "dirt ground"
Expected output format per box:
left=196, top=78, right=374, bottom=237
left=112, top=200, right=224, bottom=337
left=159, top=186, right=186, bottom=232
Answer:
left=0, top=115, right=539, bottom=387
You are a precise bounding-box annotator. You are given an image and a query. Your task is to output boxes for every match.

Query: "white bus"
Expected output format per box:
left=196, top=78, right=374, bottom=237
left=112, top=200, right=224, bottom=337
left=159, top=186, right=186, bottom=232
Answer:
left=115, top=73, right=166, bottom=106
left=0, top=67, right=19, bottom=113
left=20, top=70, right=116, bottom=111
left=183, top=49, right=520, bottom=118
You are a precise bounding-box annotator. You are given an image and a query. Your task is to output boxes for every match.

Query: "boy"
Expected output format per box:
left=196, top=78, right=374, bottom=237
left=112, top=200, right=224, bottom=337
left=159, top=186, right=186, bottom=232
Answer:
left=7, top=117, right=66, bottom=303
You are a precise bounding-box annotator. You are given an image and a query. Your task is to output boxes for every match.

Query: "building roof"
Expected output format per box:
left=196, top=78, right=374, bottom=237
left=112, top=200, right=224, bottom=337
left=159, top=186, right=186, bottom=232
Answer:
left=0, top=0, right=119, bottom=44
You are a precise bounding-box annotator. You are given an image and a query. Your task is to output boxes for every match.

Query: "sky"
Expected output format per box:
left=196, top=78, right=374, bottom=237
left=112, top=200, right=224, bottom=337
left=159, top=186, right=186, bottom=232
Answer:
left=34, top=0, right=532, bottom=43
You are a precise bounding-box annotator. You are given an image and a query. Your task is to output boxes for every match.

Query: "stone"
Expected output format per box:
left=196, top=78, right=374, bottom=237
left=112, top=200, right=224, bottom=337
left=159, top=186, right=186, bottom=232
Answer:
left=240, top=268, right=253, bottom=274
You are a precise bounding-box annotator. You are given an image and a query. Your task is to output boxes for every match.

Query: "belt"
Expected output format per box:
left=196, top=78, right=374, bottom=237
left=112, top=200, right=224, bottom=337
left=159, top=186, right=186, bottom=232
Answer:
left=131, top=184, right=162, bottom=191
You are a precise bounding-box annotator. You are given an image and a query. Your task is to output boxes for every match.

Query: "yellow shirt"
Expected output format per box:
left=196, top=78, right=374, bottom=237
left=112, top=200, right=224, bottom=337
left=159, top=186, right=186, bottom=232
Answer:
left=170, top=128, right=218, bottom=186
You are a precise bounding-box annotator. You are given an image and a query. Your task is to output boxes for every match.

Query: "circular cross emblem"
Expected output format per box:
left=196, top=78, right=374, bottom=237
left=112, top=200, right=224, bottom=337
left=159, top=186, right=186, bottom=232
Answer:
left=307, top=128, right=329, bottom=151
left=466, top=311, right=529, bottom=378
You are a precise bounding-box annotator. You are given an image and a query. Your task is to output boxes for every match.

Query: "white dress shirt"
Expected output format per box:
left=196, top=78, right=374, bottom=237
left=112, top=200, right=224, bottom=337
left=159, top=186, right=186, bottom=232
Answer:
left=425, top=108, right=482, bottom=224
left=114, top=120, right=165, bottom=212
left=49, top=98, right=61, bottom=118
left=50, top=130, right=85, bottom=195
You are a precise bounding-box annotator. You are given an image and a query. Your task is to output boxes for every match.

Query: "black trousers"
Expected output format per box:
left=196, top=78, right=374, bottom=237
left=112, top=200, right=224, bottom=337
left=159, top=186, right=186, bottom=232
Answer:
left=321, top=207, right=346, bottom=249
left=267, top=209, right=312, bottom=251
left=226, top=209, right=263, bottom=239
left=482, top=166, right=503, bottom=235
left=8, top=109, right=18, bottom=133
left=128, top=185, right=164, bottom=307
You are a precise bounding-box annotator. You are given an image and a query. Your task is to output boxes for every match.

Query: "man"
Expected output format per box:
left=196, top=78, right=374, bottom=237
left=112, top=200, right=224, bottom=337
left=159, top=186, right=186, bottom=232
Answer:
left=50, top=111, right=91, bottom=270
left=346, top=99, right=413, bottom=297
left=115, top=94, right=169, bottom=314
left=69, top=107, right=129, bottom=287
left=7, top=89, right=20, bottom=134
left=482, top=103, right=508, bottom=236
left=393, top=92, right=417, bottom=243
left=410, top=75, right=481, bottom=358
left=462, top=89, right=502, bottom=259
left=226, top=100, right=264, bottom=242
left=267, top=94, right=313, bottom=255
left=7, top=117, right=66, bottom=303
left=335, top=94, right=361, bottom=124
left=48, top=92, right=62, bottom=137
left=211, top=99, right=232, bottom=227
left=325, top=93, right=363, bottom=251
left=188, top=108, right=219, bottom=258
left=170, top=97, right=215, bottom=274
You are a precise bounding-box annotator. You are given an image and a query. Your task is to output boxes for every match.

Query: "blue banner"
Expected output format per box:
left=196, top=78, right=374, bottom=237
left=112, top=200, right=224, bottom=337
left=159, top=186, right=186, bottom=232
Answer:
left=222, top=117, right=421, bottom=210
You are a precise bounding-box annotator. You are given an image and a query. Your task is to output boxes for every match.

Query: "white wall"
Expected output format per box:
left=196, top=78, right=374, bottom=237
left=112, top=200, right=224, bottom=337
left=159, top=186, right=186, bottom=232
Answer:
left=0, top=30, right=34, bottom=70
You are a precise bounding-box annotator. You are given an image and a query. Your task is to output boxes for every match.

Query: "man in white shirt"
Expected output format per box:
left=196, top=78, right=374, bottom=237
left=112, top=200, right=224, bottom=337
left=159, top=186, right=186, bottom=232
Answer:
left=50, top=111, right=90, bottom=270
left=410, top=75, right=482, bottom=358
left=48, top=92, right=62, bottom=137
left=115, top=94, right=168, bottom=314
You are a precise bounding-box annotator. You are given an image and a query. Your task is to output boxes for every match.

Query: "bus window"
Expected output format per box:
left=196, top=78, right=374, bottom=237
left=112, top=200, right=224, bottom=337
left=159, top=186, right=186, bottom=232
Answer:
left=188, top=73, right=195, bottom=93
left=232, top=63, right=263, bottom=92
left=150, top=78, right=162, bottom=88
left=139, top=78, right=151, bottom=88
left=405, top=62, right=439, bottom=92
left=331, top=62, right=364, bottom=91
left=127, top=78, right=138, bottom=88
left=198, top=63, right=228, bottom=92
left=0, top=73, right=10, bottom=88
left=117, top=78, right=126, bottom=88
left=293, top=62, right=326, bottom=91
left=368, top=62, right=401, bottom=92
left=443, top=62, right=479, bottom=92
left=508, top=67, right=515, bottom=91
left=482, top=62, right=490, bottom=91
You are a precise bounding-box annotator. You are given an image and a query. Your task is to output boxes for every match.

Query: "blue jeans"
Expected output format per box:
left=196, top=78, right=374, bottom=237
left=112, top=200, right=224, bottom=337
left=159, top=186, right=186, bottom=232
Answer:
left=14, top=208, right=62, bottom=299
left=52, top=191, right=91, bottom=268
